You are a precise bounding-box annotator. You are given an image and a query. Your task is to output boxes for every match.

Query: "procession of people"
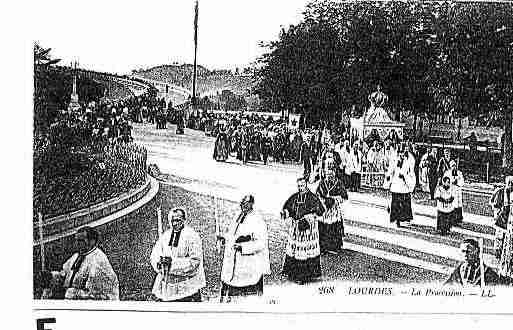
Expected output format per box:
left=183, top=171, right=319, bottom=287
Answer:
left=37, top=168, right=513, bottom=301
left=36, top=100, right=513, bottom=301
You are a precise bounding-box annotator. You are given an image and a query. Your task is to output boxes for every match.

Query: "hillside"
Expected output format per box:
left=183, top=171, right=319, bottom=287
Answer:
left=133, top=64, right=255, bottom=97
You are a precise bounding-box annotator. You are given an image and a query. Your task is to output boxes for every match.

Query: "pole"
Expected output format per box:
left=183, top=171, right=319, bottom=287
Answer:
left=156, top=207, right=168, bottom=286
left=157, top=207, right=163, bottom=238
left=214, top=196, right=226, bottom=301
left=192, top=0, right=199, bottom=108
left=479, top=237, right=485, bottom=289
left=38, top=212, right=45, bottom=271
left=214, top=196, right=220, bottom=240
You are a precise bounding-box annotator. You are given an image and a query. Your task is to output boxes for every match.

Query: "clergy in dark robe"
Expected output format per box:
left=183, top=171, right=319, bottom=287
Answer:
left=300, top=139, right=313, bottom=181
left=316, top=168, right=348, bottom=253
left=489, top=176, right=513, bottom=259
left=281, top=177, right=325, bottom=284
left=445, top=160, right=465, bottom=226
left=445, top=239, right=503, bottom=287
left=176, top=111, right=185, bottom=135
left=437, top=149, right=451, bottom=184
left=261, top=132, right=273, bottom=165
left=435, top=175, right=456, bottom=235
left=240, top=129, right=249, bottom=164
left=426, top=148, right=439, bottom=199
left=213, top=128, right=230, bottom=162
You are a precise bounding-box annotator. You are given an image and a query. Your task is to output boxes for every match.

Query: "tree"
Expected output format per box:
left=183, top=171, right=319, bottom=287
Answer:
left=254, top=0, right=512, bottom=167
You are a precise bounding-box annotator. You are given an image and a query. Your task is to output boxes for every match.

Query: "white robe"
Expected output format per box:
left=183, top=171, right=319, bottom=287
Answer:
left=387, top=159, right=416, bottom=194
left=346, top=150, right=362, bottom=175
left=220, top=211, right=271, bottom=287
left=444, top=169, right=465, bottom=208
left=48, top=247, right=119, bottom=300
left=435, top=185, right=456, bottom=213
left=150, top=226, right=206, bottom=301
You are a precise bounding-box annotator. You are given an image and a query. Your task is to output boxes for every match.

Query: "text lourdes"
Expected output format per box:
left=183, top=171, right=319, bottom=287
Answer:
left=348, top=286, right=393, bottom=296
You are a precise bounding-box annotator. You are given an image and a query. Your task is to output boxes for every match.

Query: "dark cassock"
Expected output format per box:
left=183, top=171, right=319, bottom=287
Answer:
left=261, top=134, right=273, bottom=165
left=445, top=261, right=502, bottom=287
left=386, top=154, right=416, bottom=227
left=437, top=156, right=450, bottom=184
left=176, top=111, right=185, bottom=135
left=498, top=185, right=513, bottom=281
left=213, top=129, right=230, bottom=162
left=444, top=166, right=465, bottom=226
left=434, top=177, right=456, bottom=235
left=316, top=172, right=348, bottom=253
left=281, top=188, right=325, bottom=283
left=301, top=141, right=313, bottom=180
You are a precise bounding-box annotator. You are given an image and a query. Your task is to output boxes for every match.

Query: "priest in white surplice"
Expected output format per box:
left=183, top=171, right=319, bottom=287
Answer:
left=41, top=226, right=119, bottom=300
left=386, top=144, right=416, bottom=228
left=150, top=208, right=206, bottom=302
left=218, top=195, right=270, bottom=301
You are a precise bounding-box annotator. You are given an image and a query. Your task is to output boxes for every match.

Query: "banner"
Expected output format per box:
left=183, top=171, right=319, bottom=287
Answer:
left=288, top=114, right=301, bottom=130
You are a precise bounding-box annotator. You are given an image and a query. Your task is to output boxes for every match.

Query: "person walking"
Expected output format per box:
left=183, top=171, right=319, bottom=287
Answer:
left=386, top=145, right=416, bottom=228
left=41, top=226, right=119, bottom=300
left=499, top=179, right=513, bottom=282
left=150, top=208, right=206, bottom=302
left=281, top=177, right=325, bottom=284
left=490, top=176, right=513, bottom=259
left=316, top=167, right=348, bottom=254
left=218, top=195, right=270, bottom=301
left=435, top=175, right=456, bottom=235
left=445, top=160, right=465, bottom=226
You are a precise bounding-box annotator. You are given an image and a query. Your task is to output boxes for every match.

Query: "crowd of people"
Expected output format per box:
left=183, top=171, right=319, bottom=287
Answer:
left=189, top=112, right=319, bottom=166
left=36, top=106, right=513, bottom=302
left=48, top=91, right=168, bottom=147
left=38, top=175, right=513, bottom=302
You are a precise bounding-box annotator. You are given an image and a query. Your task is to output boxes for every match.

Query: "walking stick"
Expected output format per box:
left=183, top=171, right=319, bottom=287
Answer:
left=479, top=237, right=485, bottom=288
left=38, top=212, right=45, bottom=271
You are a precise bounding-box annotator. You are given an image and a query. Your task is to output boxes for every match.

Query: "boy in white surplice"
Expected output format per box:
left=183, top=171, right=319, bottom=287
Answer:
left=218, top=195, right=270, bottom=301
left=150, top=208, right=206, bottom=302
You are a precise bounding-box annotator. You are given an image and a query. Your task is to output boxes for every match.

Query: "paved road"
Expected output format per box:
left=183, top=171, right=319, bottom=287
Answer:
left=36, top=123, right=500, bottom=300
left=133, top=123, right=499, bottom=278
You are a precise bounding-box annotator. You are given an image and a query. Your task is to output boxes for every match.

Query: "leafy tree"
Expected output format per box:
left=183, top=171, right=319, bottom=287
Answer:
left=254, top=0, right=513, bottom=167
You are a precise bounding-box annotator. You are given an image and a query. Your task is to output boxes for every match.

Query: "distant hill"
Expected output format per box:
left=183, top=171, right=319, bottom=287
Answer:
left=132, top=64, right=255, bottom=97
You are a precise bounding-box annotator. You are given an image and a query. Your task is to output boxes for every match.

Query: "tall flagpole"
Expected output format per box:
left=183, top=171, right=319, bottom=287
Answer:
left=192, top=0, right=199, bottom=108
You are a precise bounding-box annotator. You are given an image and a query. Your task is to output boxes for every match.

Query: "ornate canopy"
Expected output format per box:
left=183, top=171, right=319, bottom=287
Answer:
left=350, top=86, right=405, bottom=144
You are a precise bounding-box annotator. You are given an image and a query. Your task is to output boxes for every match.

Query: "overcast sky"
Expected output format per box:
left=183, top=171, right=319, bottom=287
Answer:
left=32, top=0, right=311, bottom=74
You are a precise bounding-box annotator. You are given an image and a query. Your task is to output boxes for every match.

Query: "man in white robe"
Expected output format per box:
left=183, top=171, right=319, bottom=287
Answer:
left=150, top=208, right=206, bottom=302
left=386, top=146, right=416, bottom=227
left=218, top=195, right=270, bottom=301
left=42, top=226, right=119, bottom=300
left=444, top=160, right=465, bottom=226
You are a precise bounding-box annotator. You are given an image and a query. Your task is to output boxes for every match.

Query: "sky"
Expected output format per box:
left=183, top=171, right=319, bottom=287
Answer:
left=32, top=0, right=311, bottom=74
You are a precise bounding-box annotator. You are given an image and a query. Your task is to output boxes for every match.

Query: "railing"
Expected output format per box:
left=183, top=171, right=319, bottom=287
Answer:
left=361, top=164, right=387, bottom=189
